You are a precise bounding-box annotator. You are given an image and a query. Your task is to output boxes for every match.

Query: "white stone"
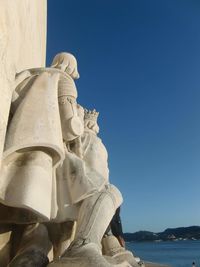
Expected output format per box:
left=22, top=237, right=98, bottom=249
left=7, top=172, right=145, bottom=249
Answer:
left=48, top=242, right=132, bottom=267
left=102, top=235, right=140, bottom=267
left=49, top=106, right=123, bottom=266
left=0, top=54, right=83, bottom=221
left=0, top=0, right=47, bottom=168
left=0, top=0, right=47, bottom=260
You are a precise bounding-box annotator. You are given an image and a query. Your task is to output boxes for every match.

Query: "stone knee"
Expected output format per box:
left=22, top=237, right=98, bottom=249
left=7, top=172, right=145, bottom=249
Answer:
left=106, top=184, right=123, bottom=211
left=72, top=184, right=123, bottom=250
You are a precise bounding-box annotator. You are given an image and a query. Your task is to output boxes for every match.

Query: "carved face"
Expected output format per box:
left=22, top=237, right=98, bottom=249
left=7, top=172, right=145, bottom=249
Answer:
left=51, top=52, right=80, bottom=79
left=84, top=119, right=100, bottom=135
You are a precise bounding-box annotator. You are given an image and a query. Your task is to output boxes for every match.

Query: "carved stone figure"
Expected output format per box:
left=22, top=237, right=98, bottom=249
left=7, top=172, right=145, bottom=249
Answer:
left=47, top=107, right=135, bottom=267
left=0, top=53, right=125, bottom=267
left=0, top=52, right=83, bottom=223
left=0, top=52, right=85, bottom=266
left=0, top=52, right=145, bottom=267
left=0, top=2, right=170, bottom=266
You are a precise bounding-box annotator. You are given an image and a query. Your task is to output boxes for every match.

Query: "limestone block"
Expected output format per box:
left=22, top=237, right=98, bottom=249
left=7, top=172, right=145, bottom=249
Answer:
left=0, top=0, right=47, bottom=256
left=0, top=0, right=47, bottom=166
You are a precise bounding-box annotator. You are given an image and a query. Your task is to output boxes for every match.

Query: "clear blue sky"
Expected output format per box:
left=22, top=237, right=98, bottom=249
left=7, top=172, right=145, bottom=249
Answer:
left=47, top=0, right=200, bottom=233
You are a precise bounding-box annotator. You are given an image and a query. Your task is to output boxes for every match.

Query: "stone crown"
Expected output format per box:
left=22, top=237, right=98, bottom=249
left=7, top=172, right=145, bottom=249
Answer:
left=84, top=109, right=99, bottom=122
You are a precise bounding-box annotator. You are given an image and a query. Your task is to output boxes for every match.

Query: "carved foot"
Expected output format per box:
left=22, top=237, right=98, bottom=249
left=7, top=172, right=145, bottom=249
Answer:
left=102, top=235, right=141, bottom=267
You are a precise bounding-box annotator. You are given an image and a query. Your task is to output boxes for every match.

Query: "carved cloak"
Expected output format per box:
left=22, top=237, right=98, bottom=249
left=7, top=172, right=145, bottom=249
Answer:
left=0, top=70, right=65, bottom=221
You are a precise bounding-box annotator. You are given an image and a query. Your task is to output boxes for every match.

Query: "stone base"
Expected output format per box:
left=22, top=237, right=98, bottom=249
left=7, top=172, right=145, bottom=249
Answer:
left=48, top=243, right=132, bottom=267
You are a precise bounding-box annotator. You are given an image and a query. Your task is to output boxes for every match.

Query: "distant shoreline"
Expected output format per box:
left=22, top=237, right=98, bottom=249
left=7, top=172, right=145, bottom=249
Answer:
left=124, top=226, right=200, bottom=242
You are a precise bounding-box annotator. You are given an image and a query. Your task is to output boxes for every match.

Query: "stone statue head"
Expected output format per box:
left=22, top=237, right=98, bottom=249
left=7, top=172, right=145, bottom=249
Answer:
left=51, top=52, right=80, bottom=79
left=84, top=109, right=100, bottom=134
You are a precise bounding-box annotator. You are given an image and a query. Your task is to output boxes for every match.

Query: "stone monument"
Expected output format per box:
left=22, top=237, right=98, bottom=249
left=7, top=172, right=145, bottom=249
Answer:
left=0, top=2, right=170, bottom=267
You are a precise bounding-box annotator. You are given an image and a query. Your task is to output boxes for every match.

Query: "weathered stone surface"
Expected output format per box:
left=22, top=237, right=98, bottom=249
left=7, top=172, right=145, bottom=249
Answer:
left=0, top=0, right=47, bottom=167
left=0, top=0, right=47, bottom=262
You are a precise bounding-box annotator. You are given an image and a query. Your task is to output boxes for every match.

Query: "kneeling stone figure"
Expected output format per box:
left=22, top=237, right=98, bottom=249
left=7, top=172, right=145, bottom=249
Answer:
left=4, top=52, right=141, bottom=267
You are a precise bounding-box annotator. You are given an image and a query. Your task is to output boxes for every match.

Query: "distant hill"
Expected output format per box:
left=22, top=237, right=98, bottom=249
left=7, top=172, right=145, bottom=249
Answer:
left=124, top=226, right=200, bottom=242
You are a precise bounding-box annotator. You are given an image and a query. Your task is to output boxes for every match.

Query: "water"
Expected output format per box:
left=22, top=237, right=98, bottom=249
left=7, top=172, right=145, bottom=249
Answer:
left=126, top=240, right=200, bottom=267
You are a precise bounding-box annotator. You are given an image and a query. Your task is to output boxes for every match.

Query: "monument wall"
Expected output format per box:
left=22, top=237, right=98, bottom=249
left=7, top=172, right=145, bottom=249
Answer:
left=0, top=0, right=47, bottom=250
left=0, top=0, right=47, bottom=166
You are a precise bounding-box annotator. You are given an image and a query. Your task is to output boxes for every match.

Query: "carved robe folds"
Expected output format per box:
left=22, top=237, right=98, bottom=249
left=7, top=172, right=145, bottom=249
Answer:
left=55, top=131, right=109, bottom=222
left=0, top=66, right=110, bottom=224
left=0, top=69, right=70, bottom=222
